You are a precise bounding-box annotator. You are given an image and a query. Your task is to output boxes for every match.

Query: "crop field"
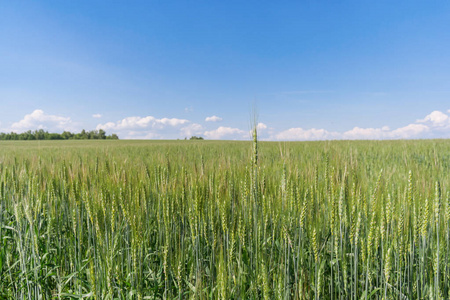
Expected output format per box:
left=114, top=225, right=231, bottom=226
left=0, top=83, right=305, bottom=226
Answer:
left=0, top=138, right=450, bottom=299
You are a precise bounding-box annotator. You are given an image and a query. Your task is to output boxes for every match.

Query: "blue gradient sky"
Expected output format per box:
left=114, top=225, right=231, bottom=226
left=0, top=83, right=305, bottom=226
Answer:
left=1, top=1, right=450, bottom=140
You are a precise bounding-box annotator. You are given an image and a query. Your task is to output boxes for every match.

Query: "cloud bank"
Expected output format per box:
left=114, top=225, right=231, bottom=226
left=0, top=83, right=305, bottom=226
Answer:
left=3, top=109, right=450, bottom=140
left=274, top=110, right=449, bottom=141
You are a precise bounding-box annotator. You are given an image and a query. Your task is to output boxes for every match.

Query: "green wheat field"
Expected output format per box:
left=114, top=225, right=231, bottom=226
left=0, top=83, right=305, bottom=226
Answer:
left=1, top=138, right=450, bottom=299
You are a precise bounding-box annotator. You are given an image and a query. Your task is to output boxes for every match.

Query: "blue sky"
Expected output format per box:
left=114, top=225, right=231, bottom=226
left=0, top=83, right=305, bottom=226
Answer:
left=1, top=1, right=450, bottom=140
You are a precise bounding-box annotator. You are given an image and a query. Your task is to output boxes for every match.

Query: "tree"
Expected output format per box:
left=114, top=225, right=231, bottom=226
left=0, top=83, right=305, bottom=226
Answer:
left=80, top=129, right=88, bottom=139
left=35, top=129, right=45, bottom=140
left=189, top=136, right=204, bottom=140
left=98, top=129, right=106, bottom=139
left=61, top=131, right=73, bottom=140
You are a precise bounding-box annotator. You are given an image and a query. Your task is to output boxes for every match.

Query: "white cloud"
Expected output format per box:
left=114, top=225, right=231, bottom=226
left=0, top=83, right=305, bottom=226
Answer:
left=256, top=122, right=267, bottom=130
left=92, top=114, right=102, bottom=118
left=204, top=126, right=247, bottom=140
left=275, top=124, right=432, bottom=141
left=342, top=127, right=387, bottom=140
left=391, top=123, right=430, bottom=138
left=96, top=115, right=191, bottom=139
left=9, top=109, right=75, bottom=132
left=340, top=124, right=429, bottom=140
left=97, top=122, right=116, bottom=131
left=417, top=110, right=450, bottom=127
left=180, top=123, right=204, bottom=137
left=205, top=115, right=223, bottom=122
left=97, top=115, right=189, bottom=131
left=276, top=128, right=335, bottom=141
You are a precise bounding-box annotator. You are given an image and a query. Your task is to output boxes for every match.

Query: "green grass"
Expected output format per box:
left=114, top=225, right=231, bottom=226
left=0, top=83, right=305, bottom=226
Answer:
left=0, top=139, right=450, bottom=299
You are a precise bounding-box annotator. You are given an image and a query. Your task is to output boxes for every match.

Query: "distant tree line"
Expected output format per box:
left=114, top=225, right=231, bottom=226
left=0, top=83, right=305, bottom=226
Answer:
left=0, top=129, right=119, bottom=140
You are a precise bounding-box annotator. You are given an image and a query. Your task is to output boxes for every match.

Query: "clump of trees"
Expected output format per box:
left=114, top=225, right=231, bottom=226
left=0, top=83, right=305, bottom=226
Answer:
left=0, top=129, right=119, bottom=140
left=189, top=136, right=204, bottom=140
